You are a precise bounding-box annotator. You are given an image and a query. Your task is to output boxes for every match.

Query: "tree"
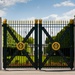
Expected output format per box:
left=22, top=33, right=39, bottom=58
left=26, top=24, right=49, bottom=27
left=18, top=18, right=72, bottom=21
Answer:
left=26, top=37, right=34, bottom=44
left=45, top=36, right=56, bottom=44
left=55, top=24, right=70, bottom=48
left=44, top=23, right=72, bottom=54
left=3, top=25, right=34, bottom=55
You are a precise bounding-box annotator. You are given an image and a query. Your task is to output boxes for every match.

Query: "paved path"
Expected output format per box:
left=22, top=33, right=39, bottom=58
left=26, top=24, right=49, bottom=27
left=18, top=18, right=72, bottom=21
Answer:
left=0, top=68, right=75, bottom=75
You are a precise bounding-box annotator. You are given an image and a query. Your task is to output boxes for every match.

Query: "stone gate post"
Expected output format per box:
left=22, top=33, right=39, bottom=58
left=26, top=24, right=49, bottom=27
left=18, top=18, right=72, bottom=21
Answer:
left=74, top=16, right=75, bottom=69
left=0, top=17, right=2, bottom=70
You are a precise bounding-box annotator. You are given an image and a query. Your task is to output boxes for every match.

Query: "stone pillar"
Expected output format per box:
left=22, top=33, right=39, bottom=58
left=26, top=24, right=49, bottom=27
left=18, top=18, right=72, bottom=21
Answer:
left=74, top=16, right=75, bottom=69
left=0, top=17, right=2, bottom=70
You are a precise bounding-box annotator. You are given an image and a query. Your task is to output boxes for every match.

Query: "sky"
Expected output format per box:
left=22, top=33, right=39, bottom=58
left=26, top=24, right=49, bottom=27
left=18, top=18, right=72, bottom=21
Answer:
left=0, top=0, right=75, bottom=20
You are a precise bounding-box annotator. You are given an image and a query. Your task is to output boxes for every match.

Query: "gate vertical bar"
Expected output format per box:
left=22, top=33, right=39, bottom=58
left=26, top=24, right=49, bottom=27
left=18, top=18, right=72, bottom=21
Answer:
left=35, top=20, right=38, bottom=69
left=39, top=19, right=42, bottom=70
left=3, top=19, right=7, bottom=70
left=74, top=16, right=75, bottom=69
left=70, top=19, right=74, bottom=70
left=0, top=17, right=2, bottom=70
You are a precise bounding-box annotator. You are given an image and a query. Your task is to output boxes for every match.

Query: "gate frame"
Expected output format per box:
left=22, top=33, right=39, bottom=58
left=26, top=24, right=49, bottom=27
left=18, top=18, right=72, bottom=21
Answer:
left=39, top=19, right=42, bottom=70
left=70, top=19, right=74, bottom=70
left=0, top=17, right=2, bottom=70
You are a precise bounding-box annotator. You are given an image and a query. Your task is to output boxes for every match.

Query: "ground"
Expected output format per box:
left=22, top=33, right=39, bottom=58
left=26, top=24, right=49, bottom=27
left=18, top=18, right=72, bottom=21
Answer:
left=0, top=68, right=75, bottom=75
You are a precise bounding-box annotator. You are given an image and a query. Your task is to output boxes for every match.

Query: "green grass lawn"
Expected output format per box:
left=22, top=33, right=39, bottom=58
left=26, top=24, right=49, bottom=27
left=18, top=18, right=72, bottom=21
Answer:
left=7, top=56, right=34, bottom=64
left=7, top=55, right=70, bottom=65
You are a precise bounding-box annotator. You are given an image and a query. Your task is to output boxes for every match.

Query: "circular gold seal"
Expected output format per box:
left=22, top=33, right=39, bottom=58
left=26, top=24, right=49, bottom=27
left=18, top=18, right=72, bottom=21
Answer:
left=52, top=42, right=60, bottom=51
left=16, top=42, right=25, bottom=50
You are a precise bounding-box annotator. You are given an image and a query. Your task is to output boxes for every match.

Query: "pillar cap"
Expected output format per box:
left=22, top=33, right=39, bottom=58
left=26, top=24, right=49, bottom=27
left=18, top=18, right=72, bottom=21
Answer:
left=70, top=19, right=74, bottom=24
left=35, top=19, right=38, bottom=24
left=39, top=19, right=42, bottom=24
left=3, top=19, right=7, bottom=24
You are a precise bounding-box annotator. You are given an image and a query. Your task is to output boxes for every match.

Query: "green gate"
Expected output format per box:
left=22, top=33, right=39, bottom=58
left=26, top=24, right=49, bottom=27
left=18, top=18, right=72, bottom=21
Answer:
left=39, top=19, right=74, bottom=70
left=3, top=19, right=38, bottom=70
left=3, top=19, right=74, bottom=70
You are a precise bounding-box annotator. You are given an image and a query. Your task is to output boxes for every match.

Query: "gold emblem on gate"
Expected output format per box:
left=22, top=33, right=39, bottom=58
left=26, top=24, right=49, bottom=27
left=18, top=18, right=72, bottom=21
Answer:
left=16, top=42, right=25, bottom=50
left=52, top=42, right=60, bottom=51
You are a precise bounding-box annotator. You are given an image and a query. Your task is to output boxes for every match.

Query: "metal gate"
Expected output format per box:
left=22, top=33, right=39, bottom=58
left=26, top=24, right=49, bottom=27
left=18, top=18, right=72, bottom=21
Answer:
left=39, top=19, right=74, bottom=70
left=3, top=19, right=38, bottom=70
left=3, top=19, right=74, bottom=70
